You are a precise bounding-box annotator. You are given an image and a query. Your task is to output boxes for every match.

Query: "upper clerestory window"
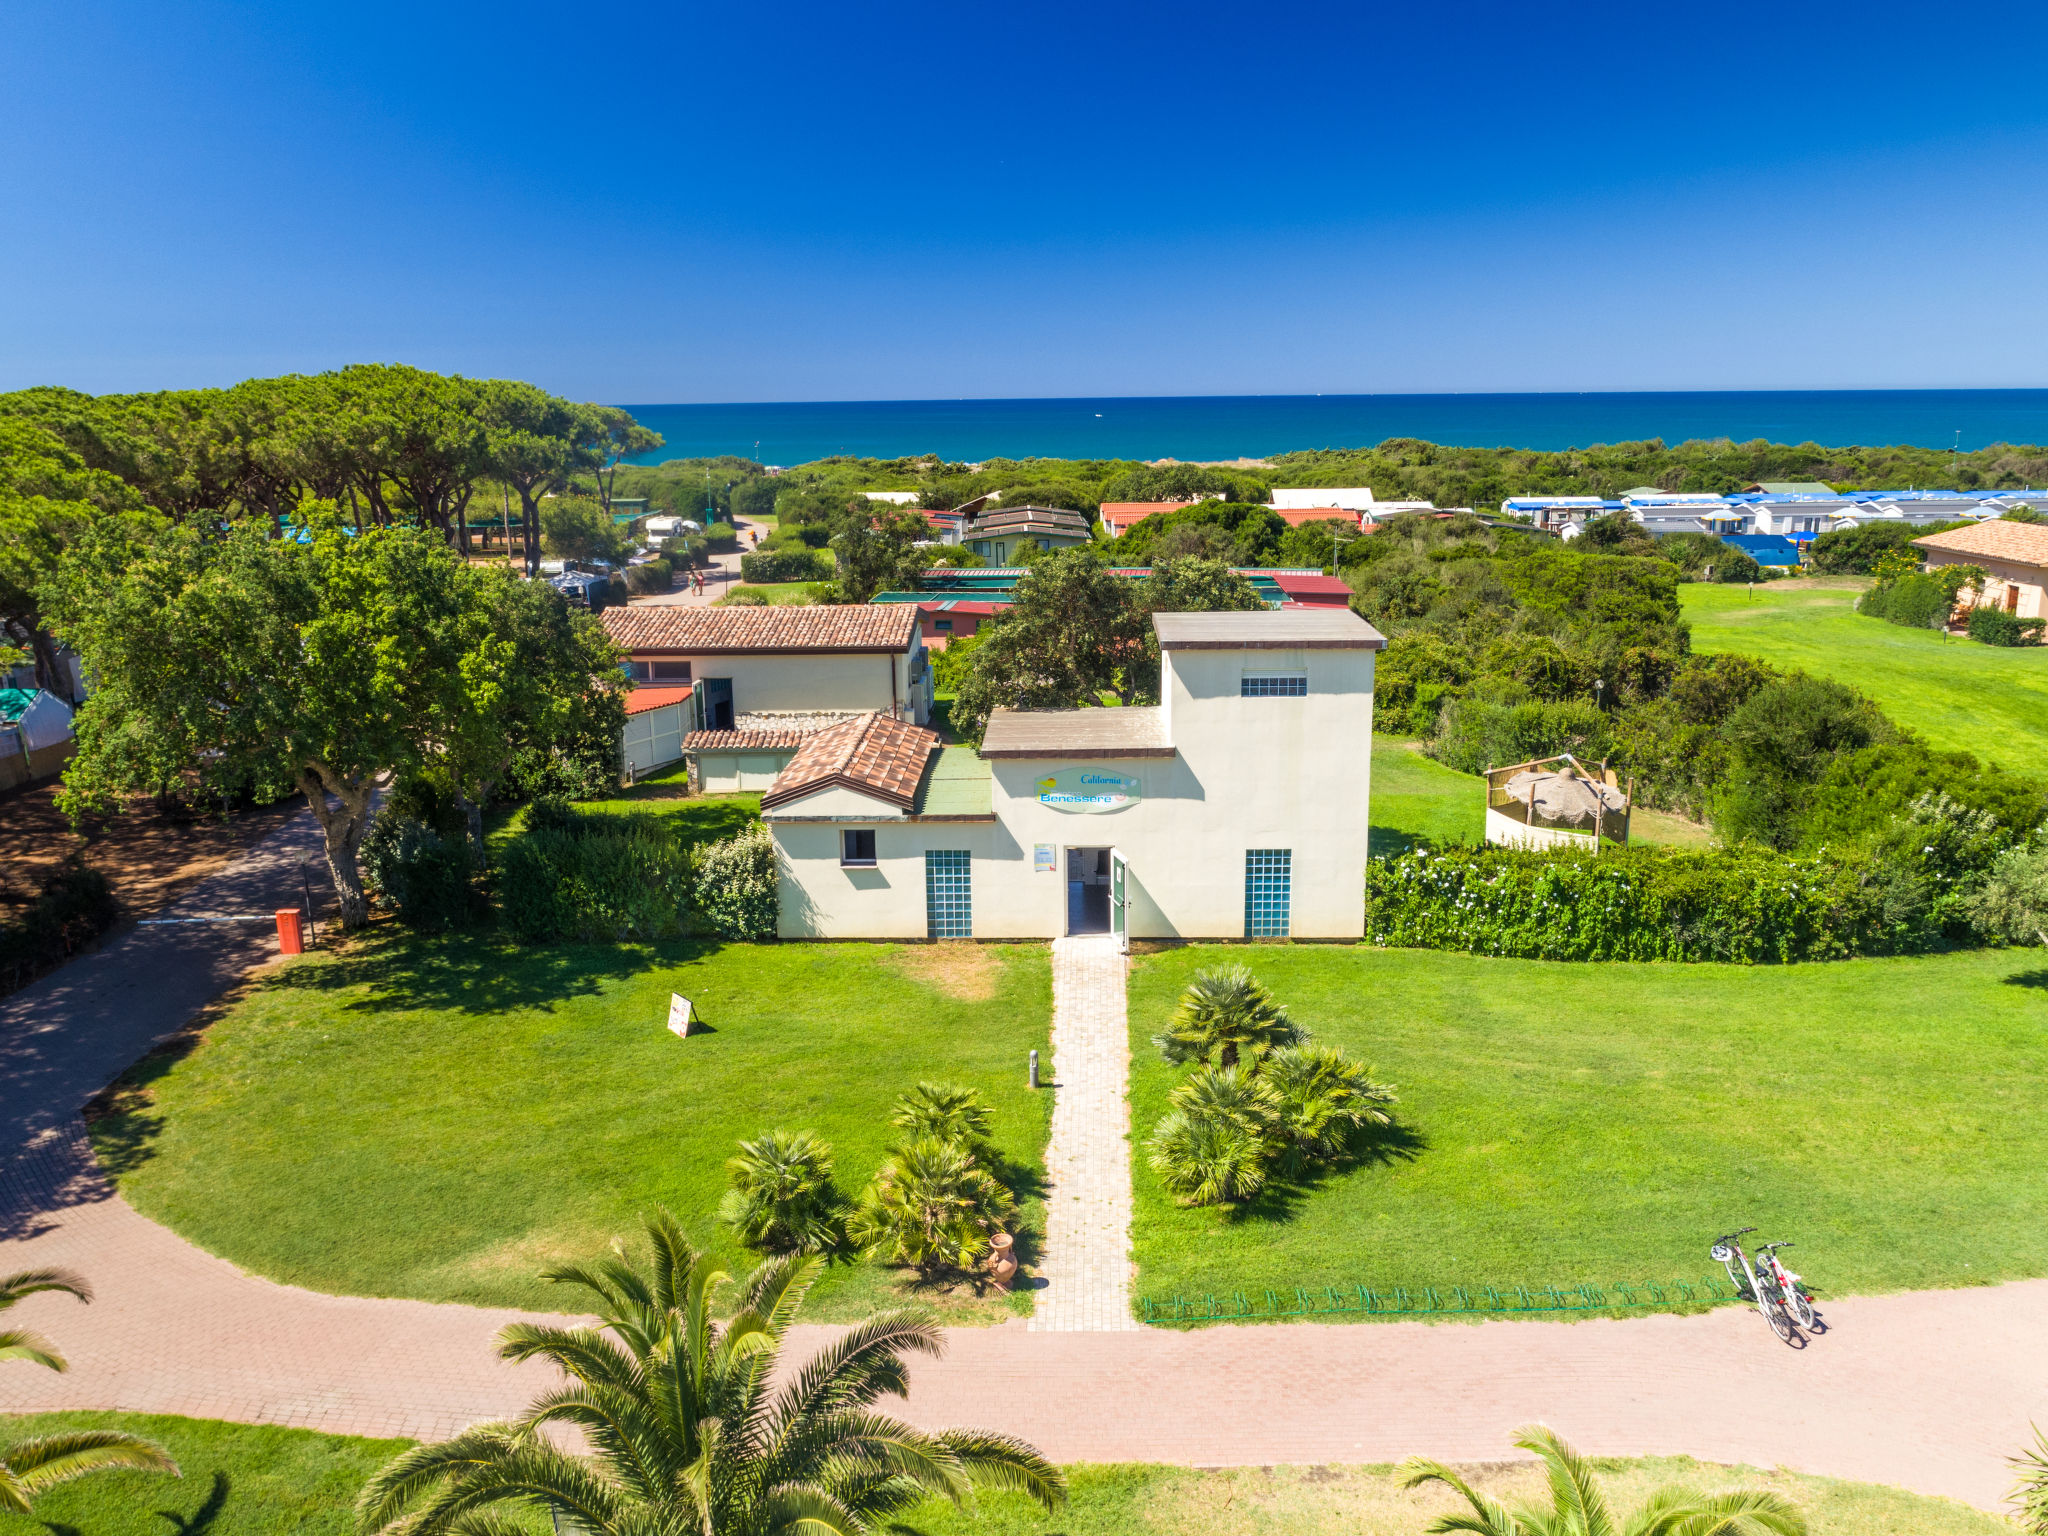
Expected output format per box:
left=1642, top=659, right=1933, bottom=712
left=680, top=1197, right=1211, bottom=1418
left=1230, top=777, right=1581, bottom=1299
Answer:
left=1241, top=674, right=1308, bottom=697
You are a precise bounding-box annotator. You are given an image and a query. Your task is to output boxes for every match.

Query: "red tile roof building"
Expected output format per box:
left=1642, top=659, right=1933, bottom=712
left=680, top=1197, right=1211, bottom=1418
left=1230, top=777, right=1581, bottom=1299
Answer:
left=759, top=712, right=939, bottom=812
left=600, top=604, right=918, bottom=654
left=1099, top=500, right=1198, bottom=537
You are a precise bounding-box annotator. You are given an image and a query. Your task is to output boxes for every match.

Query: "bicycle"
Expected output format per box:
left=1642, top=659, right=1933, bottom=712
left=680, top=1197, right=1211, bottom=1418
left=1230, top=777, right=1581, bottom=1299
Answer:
left=1710, top=1227, right=1799, bottom=1344
left=1755, top=1240, right=1818, bottom=1331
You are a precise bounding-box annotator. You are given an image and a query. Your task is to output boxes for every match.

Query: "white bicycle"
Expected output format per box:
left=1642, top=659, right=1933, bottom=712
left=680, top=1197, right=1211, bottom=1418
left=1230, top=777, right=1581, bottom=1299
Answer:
left=1754, top=1239, right=1818, bottom=1331
left=1711, top=1227, right=1809, bottom=1345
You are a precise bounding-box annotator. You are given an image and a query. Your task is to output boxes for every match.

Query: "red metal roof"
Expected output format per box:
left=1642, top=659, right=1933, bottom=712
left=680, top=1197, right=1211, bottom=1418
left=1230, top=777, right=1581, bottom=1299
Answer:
left=1270, top=507, right=1364, bottom=528
left=623, top=684, right=694, bottom=716
left=1269, top=572, right=1354, bottom=597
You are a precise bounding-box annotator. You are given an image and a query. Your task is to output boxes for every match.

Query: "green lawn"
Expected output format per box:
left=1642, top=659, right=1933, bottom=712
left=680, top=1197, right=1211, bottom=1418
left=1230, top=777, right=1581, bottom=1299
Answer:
left=90, top=933, right=1052, bottom=1322
left=0, top=1412, right=412, bottom=1535
left=1681, top=580, right=2048, bottom=771
left=1128, top=945, right=2048, bottom=1312
left=1368, top=739, right=1712, bottom=854
left=715, top=580, right=830, bottom=605
left=0, top=1415, right=2007, bottom=1536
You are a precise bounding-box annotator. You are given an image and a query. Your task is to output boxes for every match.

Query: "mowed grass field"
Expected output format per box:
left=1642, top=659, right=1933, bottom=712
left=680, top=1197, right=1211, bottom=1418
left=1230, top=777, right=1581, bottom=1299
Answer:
left=1368, top=739, right=1712, bottom=854
left=90, top=934, right=1052, bottom=1321
left=1128, top=945, right=2048, bottom=1310
left=1681, top=580, right=2048, bottom=771
left=0, top=1414, right=2010, bottom=1536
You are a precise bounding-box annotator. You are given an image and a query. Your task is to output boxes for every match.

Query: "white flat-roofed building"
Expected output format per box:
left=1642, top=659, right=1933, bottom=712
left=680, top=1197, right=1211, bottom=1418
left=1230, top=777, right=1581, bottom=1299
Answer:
left=1273, top=487, right=1376, bottom=511
left=762, top=608, right=1384, bottom=941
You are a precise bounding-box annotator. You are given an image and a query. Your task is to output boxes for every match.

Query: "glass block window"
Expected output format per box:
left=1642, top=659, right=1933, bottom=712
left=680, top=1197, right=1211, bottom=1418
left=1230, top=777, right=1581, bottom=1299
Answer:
left=1241, top=674, right=1308, bottom=697
left=1244, top=849, right=1292, bottom=937
left=926, top=850, right=973, bottom=938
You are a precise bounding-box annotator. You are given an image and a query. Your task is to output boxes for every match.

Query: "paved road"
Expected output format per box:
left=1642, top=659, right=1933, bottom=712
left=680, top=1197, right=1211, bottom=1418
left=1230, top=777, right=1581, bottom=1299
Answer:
left=629, top=518, right=767, bottom=608
left=3, top=814, right=2044, bottom=1511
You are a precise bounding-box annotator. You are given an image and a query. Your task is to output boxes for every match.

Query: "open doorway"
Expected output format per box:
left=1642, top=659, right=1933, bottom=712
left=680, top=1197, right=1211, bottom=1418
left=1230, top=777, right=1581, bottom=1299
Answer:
left=1066, top=846, right=1112, bottom=934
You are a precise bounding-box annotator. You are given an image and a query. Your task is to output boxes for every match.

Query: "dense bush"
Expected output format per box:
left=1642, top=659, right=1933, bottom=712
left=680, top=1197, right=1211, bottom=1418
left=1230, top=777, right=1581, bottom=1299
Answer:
left=0, top=862, right=118, bottom=993
left=360, top=812, right=475, bottom=930
left=1366, top=804, right=2019, bottom=963
left=498, top=800, right=691, bottom=943
left=767, top=523, right=834, bottom=550
left=1656, top=531, right=1763, bottom=583
left=848, top=1136, right=1017, bottom=1275
left=694, top=820, right=779, bottom=939
left=739, top=548, right=833, bottom=583
left=1806, top=521, right=1923, bottom=574
left=622, top=558, right=672, bottom=594
left=1967, top=605, right=2046, bottom=646
left=702, top=521, right=738, bottom=551
left=1429, top=694, right=1611, bottom=775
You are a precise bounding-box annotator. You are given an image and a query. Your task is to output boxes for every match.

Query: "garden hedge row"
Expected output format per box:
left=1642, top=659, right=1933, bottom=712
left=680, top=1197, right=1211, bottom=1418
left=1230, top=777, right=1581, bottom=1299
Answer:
left=740, top=548, right=833, bottom=583
left=0, top=862, right=119, bottom=994
left=500, top=800, right=691, bottom=943
left=1967, top=606, right=2046, bottom=646
left=1367, top=842, right=1942, bottom=963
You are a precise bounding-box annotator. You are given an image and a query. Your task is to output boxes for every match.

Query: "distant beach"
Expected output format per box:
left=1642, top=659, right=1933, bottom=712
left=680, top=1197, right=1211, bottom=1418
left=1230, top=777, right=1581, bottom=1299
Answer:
left=617, top=389, right=2048, bottom=467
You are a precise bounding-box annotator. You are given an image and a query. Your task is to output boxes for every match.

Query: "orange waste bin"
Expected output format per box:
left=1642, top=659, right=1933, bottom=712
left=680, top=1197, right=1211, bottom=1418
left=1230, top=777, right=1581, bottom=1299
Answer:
left=276, top=908, right=305, bottom=955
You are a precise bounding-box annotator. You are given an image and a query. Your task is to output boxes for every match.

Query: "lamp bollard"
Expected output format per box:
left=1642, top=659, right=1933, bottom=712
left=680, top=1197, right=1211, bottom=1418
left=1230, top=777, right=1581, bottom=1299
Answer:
left=1029, top=1049, right=1039, bottom=1089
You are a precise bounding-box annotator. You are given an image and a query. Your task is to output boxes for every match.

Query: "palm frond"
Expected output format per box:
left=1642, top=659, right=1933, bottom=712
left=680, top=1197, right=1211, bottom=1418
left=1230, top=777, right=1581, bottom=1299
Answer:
left=0, top=1269, right=92, bottom=1310
left=758, top=1483, right=861, bottom=1536
left=1398, top=1455, right=1530, bottom=1536
left=4, top=1429, right=179, bottom=1493
left=1648, top=1488, right=1807, bottom=1536
left=1517, top=1424, right=1617, bottom=1536
left=930, top=1427, right=1065, bottom=1511
left=495, top=1324, right=642, bottom=1393
left=769, top=1311, right=942, bottom=1434
left=355, top=1423, right=530, bottom=1531
left=643, top=1206, right=702, bottom=1314
left=2009, top=1423, right=2048, bottom=1535
left=0, top=1328, right=67, bottom=1372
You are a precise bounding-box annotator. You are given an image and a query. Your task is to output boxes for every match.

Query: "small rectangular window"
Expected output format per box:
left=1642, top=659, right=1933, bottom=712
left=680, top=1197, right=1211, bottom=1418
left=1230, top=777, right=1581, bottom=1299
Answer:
left=649, top=659, right=692, bottom=681
left=1241, top=674, right=1308, bottom=697
left=934, top=618, right=954, bottom=631
left=841, top=829, right=877, bottom=866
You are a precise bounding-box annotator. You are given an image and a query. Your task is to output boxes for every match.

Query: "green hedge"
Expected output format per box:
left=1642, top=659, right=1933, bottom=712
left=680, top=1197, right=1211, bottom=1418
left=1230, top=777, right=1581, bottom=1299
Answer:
left=499, top=800, right=691, bottom=943
left=623, top=558, right=673, bottom=594
left=1967, top=606, right=2046, bottom=647
left=1368, top=842, right=1926, bottom=963
left=740, top=548, right=833, bottom=583
left=1857, top=571, right=1951, bottom=628
left=695, top=821, right=778, bottom=939
left=703, top=521, right=739, bottom=551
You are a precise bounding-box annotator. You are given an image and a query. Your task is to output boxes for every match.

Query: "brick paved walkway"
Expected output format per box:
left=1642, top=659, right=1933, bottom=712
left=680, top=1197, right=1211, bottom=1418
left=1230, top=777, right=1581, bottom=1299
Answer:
left=1029, top=933, right=1139, bottom=1332
left=4, top=819, right=2046, bottom=1511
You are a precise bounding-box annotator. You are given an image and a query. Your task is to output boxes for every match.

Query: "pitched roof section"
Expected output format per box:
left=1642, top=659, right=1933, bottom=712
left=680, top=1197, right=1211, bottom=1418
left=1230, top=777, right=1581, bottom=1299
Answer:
left=623, top=684, right=694, bottom=717
left=1153, top=609, right=1386, bottom=650
left=600, top=604, right=917, bottom=654
left=760, top=712, right=939, bottom=811
left=1099, top=500, right=1197, bottom=535
left=1914, top=518, right=2048, bottom=568
left=685, top=727, right=814, bottom=751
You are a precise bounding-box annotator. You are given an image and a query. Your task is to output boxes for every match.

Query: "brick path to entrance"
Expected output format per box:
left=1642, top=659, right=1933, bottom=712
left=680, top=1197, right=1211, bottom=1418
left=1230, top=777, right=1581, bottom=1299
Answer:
left=4, top=815, right=2046, bottom=1511
left=1029, top=933, right=1140, bottom=1332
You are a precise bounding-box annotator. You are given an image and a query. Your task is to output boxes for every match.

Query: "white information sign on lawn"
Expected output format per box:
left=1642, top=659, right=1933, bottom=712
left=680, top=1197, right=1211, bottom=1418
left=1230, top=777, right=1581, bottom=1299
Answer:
left=667, top=993, right=693, bottom=1038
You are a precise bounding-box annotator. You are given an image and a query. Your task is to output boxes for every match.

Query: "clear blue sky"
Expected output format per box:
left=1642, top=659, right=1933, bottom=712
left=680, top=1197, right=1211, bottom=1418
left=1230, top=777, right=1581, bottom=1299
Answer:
left=6, top=0, right=2048, bottom=402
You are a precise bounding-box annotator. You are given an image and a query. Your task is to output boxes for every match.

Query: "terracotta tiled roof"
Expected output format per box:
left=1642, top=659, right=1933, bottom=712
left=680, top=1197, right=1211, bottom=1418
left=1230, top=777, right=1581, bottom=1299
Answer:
left=685, top=728, right=813, bottom=751
left=1271, top=507, right=1362, bottom=528
left=760, top=712, right=939, bottom=812
left=1915, top=519, right=2048, bottom=568
left=600, top=604, right=917, bottom=653
left=623, top=684, right=694, bottom=716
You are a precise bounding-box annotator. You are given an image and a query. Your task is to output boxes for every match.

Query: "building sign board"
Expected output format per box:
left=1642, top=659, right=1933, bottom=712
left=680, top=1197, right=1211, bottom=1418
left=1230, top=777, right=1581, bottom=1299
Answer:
left=1035, top=769, right=1141, bottom=814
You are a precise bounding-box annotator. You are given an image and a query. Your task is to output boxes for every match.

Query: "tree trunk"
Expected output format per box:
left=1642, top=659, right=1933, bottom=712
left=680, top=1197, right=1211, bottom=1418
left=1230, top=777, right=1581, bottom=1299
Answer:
left=516, top=485, right=543, bottom=577
left=457, top=791, right=486, bottom=871
left=299, top=765, right=376, bottom=929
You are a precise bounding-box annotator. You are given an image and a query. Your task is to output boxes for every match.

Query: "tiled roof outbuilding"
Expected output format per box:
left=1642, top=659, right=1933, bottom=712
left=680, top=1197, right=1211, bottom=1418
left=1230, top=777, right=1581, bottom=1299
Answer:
left=601, top=605, right=918, bottom=653
left=760, top=712, right=939, bottom=811
left=1915, top=519, right=2048, bottom=568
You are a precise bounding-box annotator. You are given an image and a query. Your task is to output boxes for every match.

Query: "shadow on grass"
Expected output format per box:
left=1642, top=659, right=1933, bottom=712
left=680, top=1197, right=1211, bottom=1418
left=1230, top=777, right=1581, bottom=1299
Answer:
left=1226, top=1119, right=1429, bottom=1226
left=265, top=927, right=728, bottom=1016
left=2005, top=967, right=2048, bottom=991
left=156, top=1470, right=232, bottom=1535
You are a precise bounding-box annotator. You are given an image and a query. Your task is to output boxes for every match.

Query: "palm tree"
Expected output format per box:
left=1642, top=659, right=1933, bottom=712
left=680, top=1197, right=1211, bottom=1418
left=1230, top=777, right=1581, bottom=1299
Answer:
left=1, top=1269, right=178, bottom=1514
left=357, top=1211, right=1062, bottom=1536
left=1265, top=1044, right=1397, bottom=1166
left=1400, top=1424, right=1804, bottom=1536
left=718, top=1129, right=842, bottom=1254
left=848, top=1136, right=1017, bottom=1276
left=1154, top=965, right=1301, bottom=1069
left=1147, top=1109, right=1271, bottom=1206
left=890, top=1082, right=996, bottom=1156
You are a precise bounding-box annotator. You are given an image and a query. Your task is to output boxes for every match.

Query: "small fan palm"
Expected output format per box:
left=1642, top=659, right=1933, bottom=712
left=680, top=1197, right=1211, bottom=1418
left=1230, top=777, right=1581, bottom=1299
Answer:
left=1147, top=1110, right=1271, bottom=1206
left=1155, top=965, right=1301, bottom=1069
left=1, top=1269, right=179, bottom=1513
left=849, top=1136, right=1017, bottom=1276
left=718, top=1128, right=842, bottom=1254
left=356, top=1211, right=1062, bottom=1536
left=1401, top=1423, right=1804, bottom=1536
left=1265, top=1044, right=1397, bottom=1166
left=891, top=1082, right=996, bottom=1156
left=1168, top=1063, right=1281, bottom=1139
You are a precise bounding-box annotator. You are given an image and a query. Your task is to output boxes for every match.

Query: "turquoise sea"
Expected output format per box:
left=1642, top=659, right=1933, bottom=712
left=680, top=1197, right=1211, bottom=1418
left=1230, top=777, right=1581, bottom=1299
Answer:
left=618, top=390, right=2048, bottom=467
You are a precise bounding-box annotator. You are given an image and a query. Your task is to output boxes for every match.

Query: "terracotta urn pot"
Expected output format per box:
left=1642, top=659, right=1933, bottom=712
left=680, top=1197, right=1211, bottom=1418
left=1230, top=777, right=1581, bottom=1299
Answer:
left=987, top=1231, right=1017, bottom=1288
